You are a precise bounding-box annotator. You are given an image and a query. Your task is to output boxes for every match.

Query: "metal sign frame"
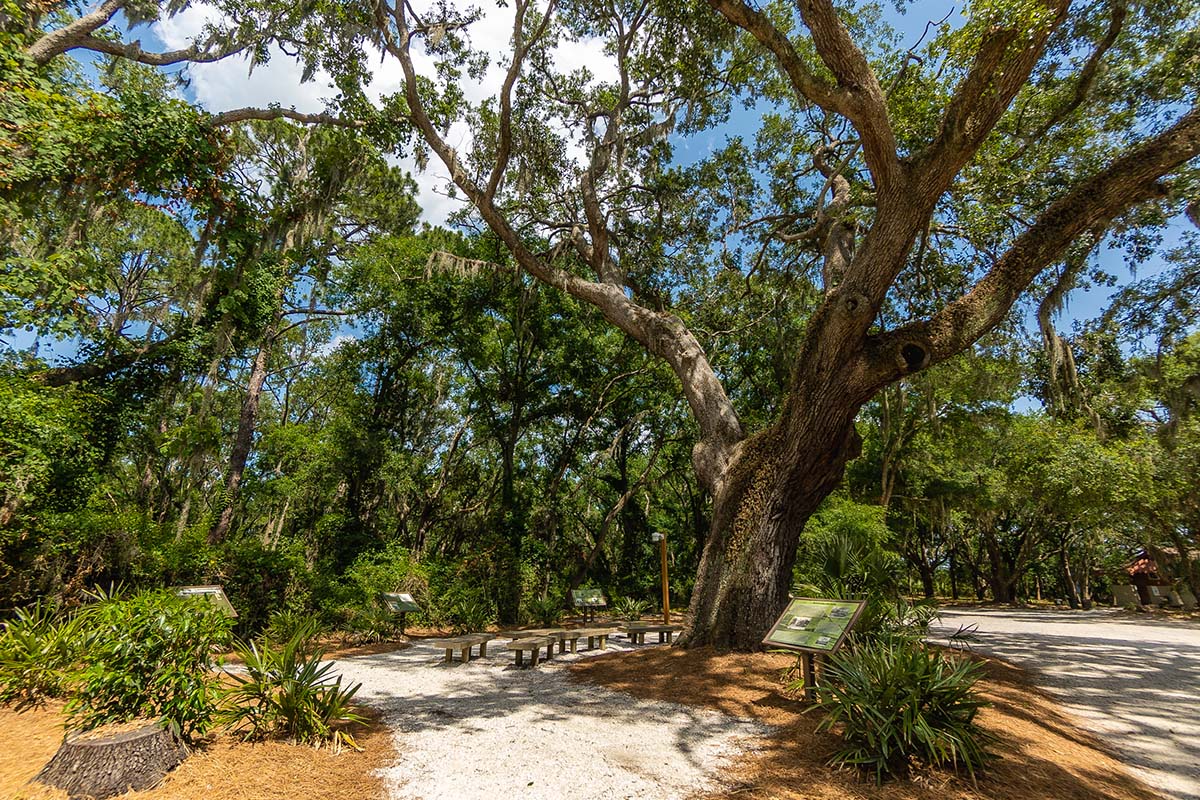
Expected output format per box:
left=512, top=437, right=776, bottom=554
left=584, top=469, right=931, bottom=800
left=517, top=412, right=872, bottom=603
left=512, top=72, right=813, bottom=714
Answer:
left=379, top=592, right=421, bottom=614
left=762, top=596, right=866, bottom=655
left=174, top=585, right=238, bottom=618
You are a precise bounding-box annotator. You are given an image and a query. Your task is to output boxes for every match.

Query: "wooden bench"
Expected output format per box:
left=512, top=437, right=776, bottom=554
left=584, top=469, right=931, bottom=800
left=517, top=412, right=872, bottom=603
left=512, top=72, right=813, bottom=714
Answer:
left=550, top=630, right=586, bottom=653
left=430, top=633, right=495, bottom=663
left=506, top=636, right=556, bottom=667
left=573, top=627, right=615, bottom=651
left=501, top=627, right=565, bottom=641
left=623, top=624, right=682, bottom=644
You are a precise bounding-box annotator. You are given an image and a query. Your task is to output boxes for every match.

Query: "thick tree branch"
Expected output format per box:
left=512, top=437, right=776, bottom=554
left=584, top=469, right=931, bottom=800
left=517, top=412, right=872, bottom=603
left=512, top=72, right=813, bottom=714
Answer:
left=794, top=0, right=899, bottom=189
left=24, top=0, right=123, bottom=66
left=866, top=105, right=1200, bottom=385
left=707, top=0, right=841, bottom=110
left=376, top=2, right=744, bottom=489
left=708, top=0, right=900, bottom=190
left=914, top=0, right=1071, bottom=193
left=208, top=108, right=365, bottom=128
left=70, top=32, right=251, bottom=67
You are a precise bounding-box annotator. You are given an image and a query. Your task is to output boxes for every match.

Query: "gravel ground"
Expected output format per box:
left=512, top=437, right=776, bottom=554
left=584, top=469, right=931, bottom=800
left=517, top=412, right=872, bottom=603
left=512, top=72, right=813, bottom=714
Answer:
left=932, top=608, right=1200, bottom=800
left=329, top=635, right=767, bottom=800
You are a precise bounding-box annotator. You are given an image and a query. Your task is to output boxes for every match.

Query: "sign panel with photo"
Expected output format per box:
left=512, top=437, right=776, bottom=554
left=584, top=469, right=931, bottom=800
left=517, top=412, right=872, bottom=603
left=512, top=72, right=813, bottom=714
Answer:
left=571, top=588, right=607, bottom=608
left=762, top=597, right=865, bottom=654
left=380, top=592, right=422, bottom=614
left=174, top=585, right=238, bottom=618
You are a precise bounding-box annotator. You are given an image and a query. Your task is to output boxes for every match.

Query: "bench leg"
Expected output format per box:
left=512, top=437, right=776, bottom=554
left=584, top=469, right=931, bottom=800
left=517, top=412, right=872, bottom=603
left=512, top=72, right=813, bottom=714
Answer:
left=599, top=635, right=607, bottom=650
left=516, top=650, right=524, bottom=667
left=658, top=632, right=665, bottom=643
left=570, top=639, right=577, bottom=653
left=586, top=636, right=595, bottom=650
left=531, top=649, right=540, bottom=667
left=444, top=648, right=453, bottom=663
left=558, top=639, right=567, bottom=654
left=480, top=641, right=488, bottom=657
left=461, top=647, right=470, bottom=662
left=545, top=643, right=554, bottom=661
left=665, top=631, right=674, bottom=644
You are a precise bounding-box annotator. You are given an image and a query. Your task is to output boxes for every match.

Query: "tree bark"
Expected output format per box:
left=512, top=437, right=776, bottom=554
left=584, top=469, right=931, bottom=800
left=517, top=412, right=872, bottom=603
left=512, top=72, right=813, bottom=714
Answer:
left=209, top=332, right=273, bottom=545
left=34, top=722, right=188, bottom=800
left=681, top=360, right=866, bottom=649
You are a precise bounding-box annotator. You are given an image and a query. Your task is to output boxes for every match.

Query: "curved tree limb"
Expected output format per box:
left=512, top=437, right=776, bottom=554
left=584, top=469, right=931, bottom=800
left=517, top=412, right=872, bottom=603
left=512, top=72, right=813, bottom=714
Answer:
left=375, top=1, right=744, bottom=491
left=208, top=107, right=365, bottom=128
left=67, top=33, right=251, bottom=67
left=708, top=0, right=900, bottom=190
left=24, top=0, right=124, bottom=66
left=865, top=104, right=1200, bottom=386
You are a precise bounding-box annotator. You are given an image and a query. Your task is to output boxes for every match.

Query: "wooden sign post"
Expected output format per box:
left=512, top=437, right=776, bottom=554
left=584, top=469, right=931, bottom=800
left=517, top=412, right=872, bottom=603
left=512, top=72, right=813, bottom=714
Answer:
left=651, top=532, right=669, bottom=624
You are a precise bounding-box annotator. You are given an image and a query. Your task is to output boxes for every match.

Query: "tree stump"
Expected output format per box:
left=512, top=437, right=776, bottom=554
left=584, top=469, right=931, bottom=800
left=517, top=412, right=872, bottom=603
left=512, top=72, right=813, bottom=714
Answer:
left=33, top=721, right=189, bottom=799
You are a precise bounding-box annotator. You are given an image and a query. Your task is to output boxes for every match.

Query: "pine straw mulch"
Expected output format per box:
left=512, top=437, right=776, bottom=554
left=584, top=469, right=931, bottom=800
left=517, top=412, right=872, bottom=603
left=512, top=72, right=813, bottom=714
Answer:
left=0, top=702, right=394, bottom=800
left=569, top=646, right=1165, bottom=800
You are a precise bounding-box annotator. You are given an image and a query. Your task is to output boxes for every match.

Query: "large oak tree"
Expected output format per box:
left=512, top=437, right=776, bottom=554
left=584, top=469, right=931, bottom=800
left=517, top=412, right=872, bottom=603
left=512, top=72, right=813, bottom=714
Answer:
left=21, top=0, right=1200, bottom=648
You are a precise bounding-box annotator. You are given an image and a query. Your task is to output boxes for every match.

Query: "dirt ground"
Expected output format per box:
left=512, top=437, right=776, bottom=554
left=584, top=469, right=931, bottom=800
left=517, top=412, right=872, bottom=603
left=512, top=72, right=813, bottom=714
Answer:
left=0, top=642, right=1165, bottom=800
left=569, top=646, right=1166, bottom=800
left=0, top=703, right=394, bottom=800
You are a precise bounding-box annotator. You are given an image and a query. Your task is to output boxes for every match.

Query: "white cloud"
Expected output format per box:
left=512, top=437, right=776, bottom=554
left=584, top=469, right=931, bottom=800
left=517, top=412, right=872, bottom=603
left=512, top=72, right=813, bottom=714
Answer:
left=153, top=2, right=618, bottom=227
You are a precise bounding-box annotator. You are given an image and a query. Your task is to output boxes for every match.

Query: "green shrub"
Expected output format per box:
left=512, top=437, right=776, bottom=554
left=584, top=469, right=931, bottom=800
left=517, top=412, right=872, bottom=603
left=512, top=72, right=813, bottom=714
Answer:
left=524, top=595, right=562, bottom=626
left=342, top=543, right=428, bottom=607
left=613, top=597, right=649, bottom=621
left=218, top=538, right=313, bottom=634
left=220, top=623, right=364, bottom=750
left=0, top=601, right=83, bottom=707
left=445, top=597, right=493, bottom=634
left=812, top=641, right=993, bottom=783
left=265, top=609, right=326, bottom=653
left=340, top=605, right=400, bottom=644
left=66, top=589, right=232, bottom=740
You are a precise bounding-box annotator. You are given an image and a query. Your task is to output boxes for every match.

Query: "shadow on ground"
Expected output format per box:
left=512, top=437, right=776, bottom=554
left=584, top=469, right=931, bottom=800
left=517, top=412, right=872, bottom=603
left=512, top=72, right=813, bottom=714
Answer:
left=935, top=609, right=1200, bottom=800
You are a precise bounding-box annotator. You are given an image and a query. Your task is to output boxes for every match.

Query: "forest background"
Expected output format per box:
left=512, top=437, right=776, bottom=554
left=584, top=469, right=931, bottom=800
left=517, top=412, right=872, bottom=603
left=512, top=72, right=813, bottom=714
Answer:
left=2, top=0, right=1198, bottom=639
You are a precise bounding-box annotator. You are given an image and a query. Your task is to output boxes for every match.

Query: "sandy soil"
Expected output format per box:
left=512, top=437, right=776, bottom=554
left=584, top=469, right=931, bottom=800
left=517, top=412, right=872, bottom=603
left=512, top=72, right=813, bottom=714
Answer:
left=0, top=702, right=394, bottom=800
left=328, top=634, right=766, bottom=800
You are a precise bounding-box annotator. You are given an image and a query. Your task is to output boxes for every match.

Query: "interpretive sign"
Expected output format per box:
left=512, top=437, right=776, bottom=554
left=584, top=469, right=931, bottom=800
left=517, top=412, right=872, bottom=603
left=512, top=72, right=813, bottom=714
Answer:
left=380, top=592, right=421, bottom=614
left=762, top=597, right=865, bottom=654
left=571, top=588, right=606, bottom=608
left=174, top=585, right=238, bottom=618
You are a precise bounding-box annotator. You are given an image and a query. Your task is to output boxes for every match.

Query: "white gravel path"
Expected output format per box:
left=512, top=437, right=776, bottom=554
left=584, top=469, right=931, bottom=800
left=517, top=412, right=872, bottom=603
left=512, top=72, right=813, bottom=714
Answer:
left=329, top=635, right=767, bottom=800
left=932, top=608, right=1200, bottom=800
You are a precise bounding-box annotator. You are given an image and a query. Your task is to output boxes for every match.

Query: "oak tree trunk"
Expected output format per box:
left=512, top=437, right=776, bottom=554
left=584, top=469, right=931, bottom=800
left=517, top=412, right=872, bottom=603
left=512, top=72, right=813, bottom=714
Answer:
left=682, top=382, right=864, bottom=650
